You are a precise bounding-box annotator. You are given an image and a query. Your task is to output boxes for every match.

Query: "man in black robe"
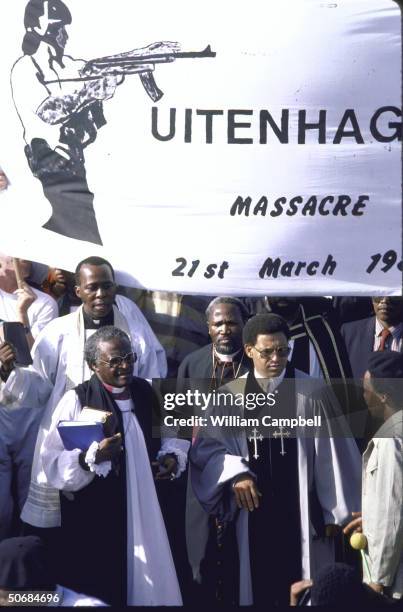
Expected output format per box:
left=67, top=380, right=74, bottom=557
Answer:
left=175, top=297, right=252, bottom=600
left=177, top=296, right=252, bottom=388
left=40, top=326, right=182, bottom=606
left=191, top=313, right=361, bottom=606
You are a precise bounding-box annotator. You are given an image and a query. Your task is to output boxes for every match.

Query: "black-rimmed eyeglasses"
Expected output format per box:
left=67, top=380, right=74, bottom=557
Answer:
left=97, top=352, right=137, bottom=368
left=253, top=346, right=291, bottom=359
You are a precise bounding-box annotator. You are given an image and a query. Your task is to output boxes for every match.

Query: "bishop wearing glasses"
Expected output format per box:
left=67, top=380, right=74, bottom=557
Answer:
left=190, top=313, right=361, bottom=606
left=40, top=326, right=183, bottom=606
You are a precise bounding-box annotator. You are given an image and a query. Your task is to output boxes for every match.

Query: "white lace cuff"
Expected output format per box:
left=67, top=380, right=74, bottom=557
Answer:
left=157, top=447, right=188, bottom=478
left=85, top=442, right=112, bottom=478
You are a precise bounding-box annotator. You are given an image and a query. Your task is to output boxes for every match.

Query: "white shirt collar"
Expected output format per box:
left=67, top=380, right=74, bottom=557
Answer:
left=214, top=347, right=242, bottom=363
left=254, top=367, right=286, bottom=392
left=375, top=317, right=403, bottom=338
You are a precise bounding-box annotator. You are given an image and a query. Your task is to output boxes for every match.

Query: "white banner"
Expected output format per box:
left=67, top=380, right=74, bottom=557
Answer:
left=0, top=0, right=401, bottom=295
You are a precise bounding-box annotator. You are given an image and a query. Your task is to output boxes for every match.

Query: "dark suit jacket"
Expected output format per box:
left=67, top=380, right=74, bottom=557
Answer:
left=177, top=343, right=251, bottom=381
left=341, top=316, right=376, bottom=381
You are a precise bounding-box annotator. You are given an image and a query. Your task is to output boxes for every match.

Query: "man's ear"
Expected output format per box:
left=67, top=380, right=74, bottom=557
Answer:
left=244, top=344, right=253, bottom=359
left=89, top=360, right=98, bottom=374
left=75, top=285, right=81, bottom=300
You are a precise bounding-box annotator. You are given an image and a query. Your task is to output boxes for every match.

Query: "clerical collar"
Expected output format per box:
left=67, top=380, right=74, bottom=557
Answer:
left=102, top=382, right=131, bottom=400
left=214, top=347, right=242, bottom=363
left=83, top=308, right=114, bottom=329
left=254, top=368, right=286, bottom=393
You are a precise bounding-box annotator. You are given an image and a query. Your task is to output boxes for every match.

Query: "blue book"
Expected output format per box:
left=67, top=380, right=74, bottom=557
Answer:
left=57, top=421, right=104, bottom=451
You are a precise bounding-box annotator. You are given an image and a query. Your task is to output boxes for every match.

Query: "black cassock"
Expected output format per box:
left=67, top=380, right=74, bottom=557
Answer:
left=245, top=367, right=302, bottom=606
left=203, top=366, right=326, bottom=607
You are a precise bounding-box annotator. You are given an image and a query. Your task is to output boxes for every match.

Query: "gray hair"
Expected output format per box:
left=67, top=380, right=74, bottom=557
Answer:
left=84, top=326, right=132, bottom=367
left=205, top=296, right=250, bottom=322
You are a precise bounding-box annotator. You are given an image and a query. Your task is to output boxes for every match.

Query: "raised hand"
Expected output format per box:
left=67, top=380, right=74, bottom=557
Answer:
left=0, top=342, right=17, bottom=381
left=15, top=282, right=37, bottom=316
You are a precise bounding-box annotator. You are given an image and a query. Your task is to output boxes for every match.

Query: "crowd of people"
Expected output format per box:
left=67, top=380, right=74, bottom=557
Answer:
left=0, top=168, right=402, bottom=608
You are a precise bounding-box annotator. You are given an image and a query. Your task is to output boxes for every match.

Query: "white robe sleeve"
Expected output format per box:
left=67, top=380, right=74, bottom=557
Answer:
left=29, top=289, right=58, bottom=339
left=41, top=390, right=95, bottom=492
left=311, top=388, right=362, bottom=526
left=116, top=295, right=167, bottom=378
left=190, top=434, right=251, bottom=520
left=0, top=366, right=52, bottom=408
left=158, top=437, right=191, bottom=476
left=31, top=319, right=63, bottom=387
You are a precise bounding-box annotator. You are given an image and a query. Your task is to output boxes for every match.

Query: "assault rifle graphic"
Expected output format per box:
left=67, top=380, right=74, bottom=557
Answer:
left=43, top=43, right=216, bottom=101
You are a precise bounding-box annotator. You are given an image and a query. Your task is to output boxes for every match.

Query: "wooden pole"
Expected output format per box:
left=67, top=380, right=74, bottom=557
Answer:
left=12, top=258, right=24, bottom=289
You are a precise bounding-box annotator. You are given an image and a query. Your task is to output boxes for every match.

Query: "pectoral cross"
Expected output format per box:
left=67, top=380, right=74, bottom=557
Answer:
left=272, top=427, right=291, bottom=456
left=248, top=428, right=263, bottom=460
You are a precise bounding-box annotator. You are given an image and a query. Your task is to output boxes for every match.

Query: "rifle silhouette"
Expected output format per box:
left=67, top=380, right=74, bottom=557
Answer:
left=44, top=44, right=216, bottom=102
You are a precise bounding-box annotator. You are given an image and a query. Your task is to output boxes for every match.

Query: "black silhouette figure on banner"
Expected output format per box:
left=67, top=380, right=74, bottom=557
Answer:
left=11, top=0, right=215, bottom=245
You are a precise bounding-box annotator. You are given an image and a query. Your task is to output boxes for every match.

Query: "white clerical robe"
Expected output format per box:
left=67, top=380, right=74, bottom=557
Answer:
left=190, top=371, right=362, bottom=605
left=21, top=297, right=167, bottom=528
left=42, top=389, right=182, bottom=606
left=0, top=367, right=51, bottom=539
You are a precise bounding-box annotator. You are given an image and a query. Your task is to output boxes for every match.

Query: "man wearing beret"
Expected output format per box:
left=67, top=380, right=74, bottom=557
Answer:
left=344, top=351, right=403, bottom=600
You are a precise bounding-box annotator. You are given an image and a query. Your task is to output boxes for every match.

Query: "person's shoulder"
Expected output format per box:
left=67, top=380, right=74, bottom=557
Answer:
left=34, top=310, right=77, bottom=341
left=294, top=368, right=311, bottom=380
left=115, top=293, right=139, bottom=310
left=62, top=388, right=79, bottom=403
left=185, top=344, right=212, bottom=362
left=178, top=344, right=212, bottom=371
left=131, top=376, right=155, bottom=398
left=341, top=316, right=374, bottom=336
left=374, top=432, right=403, bottom=469
left=293, top=369, right=322, bottom=395
left=375, top=410, right=403, bottom=440
left=219, top=376, right=247, bottom=395
left=294, top=370, right=335, bottom=401
left=31, top=287, right=58, bottom=310
left=115, top=293, right=148, bottom=322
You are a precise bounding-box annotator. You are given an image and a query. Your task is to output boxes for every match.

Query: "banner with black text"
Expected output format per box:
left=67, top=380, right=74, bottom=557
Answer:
left=0, top=0, right=401, bottom=295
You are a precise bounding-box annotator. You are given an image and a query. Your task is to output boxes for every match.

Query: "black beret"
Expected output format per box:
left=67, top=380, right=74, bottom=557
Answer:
left=367, top=350, right=403, bottom=379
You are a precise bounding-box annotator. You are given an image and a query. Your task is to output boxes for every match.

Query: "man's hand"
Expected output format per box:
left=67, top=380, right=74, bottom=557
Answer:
left=152, top=454, right=178, bottom=480
left=15, top=282, right=37, bottom=316
left=368, top=583, right=384, bottom=594
left=343, top=511, right=362, bottom=535
left=95, top=433, right=122, bottom=463
left=0, top=172, right=8, bottom=191
left=290, top=579, right=313, bottom=606
left=0, top=342, right=16, bottom=381
left=233, top=474, right=261, bottom=511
